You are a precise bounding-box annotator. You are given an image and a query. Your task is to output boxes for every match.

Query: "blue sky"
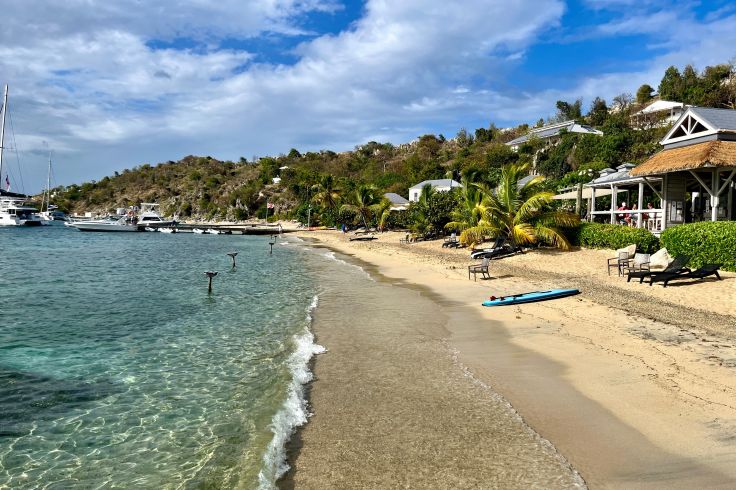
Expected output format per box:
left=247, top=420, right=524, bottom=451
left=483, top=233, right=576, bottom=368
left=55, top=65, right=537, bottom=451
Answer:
left=1, top=0, right=734, bottom=190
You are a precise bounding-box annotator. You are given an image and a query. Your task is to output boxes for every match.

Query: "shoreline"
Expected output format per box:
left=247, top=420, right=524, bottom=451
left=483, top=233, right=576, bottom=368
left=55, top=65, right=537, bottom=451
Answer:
left=285, top=231, right=736, bottom=488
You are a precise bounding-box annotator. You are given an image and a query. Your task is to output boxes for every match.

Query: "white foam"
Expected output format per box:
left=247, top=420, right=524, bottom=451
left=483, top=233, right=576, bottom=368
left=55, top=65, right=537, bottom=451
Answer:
left=257, top=295, right=326, bottom=489
left=320, top=251, right=374, bottom=281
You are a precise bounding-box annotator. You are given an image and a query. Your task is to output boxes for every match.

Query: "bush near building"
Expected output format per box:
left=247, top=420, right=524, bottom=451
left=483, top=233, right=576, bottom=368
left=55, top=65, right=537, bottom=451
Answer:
left=569, top=223, right=660, bottom=254
left=660, top=222, right=736, bottom=272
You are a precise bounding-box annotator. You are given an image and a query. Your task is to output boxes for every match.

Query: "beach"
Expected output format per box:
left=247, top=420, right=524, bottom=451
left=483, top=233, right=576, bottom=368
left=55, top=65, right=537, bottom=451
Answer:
left=287, top=231, right=736, bottom=488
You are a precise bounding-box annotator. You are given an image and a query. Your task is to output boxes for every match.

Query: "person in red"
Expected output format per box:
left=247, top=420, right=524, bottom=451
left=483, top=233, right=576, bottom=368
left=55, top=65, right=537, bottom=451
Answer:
left=617, top=202, right=629, bottom=224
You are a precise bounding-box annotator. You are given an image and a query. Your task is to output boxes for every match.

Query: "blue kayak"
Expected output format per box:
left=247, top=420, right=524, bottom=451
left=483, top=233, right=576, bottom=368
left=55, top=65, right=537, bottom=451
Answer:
left=482, top=289, right=580, bottom=307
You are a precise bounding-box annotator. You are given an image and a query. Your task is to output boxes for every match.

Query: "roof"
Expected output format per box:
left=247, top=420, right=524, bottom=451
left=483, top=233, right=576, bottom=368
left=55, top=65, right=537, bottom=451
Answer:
left=553, top=187, right=623, bottom=200
left=506, top=120, right=603, bottom=146
left=384, top=192, right=409, bottom=205
left=631, top=140, right=736, bottom=177
left=409, top=179, right=462, bottom=190
left=634, top=100, right=684, bottom=115
left=688, top=107, right=736, bottom=131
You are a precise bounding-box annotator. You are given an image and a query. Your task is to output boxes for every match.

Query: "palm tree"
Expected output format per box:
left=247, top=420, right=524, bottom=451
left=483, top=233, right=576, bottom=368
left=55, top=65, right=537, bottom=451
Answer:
left=311, top=175, right=341, bottom=211
left=467, top=163, right=578, bottom=250
left=341, top=185, right=381, bottom=228
left=444, top=179, right=486, bottom=246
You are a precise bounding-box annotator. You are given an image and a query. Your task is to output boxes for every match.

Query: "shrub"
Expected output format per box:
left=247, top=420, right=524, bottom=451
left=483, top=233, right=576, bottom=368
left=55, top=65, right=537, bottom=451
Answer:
left=568, top=223, right=659, bottom=253
left=660, top=222, right=736, bottom=272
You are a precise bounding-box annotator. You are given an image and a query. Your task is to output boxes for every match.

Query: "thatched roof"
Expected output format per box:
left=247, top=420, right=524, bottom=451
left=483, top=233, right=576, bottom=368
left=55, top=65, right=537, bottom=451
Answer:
left=631, top=140, right=736, bottom=177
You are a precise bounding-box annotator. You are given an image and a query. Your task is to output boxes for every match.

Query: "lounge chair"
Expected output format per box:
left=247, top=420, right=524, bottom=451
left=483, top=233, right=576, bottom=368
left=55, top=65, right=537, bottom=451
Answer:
left=621, top=253, right=650, bottom=275
left=400, top=234, right=411, bottom=244
left=442, top=233, right=459, bottom=248
left=468, top=257, right=491, bottom=281
left=627, top=255, right=690, bottom=283
left=650, top=264, right=722, bottom=287
left=471, top=237, right=506, bottom=259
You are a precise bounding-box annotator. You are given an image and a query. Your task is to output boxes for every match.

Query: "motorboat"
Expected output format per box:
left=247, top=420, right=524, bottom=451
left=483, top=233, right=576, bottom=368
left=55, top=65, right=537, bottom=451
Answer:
left=137, top=203, right=175, bottom=229
left=205, top=228, right=221, bottom=235
left=67, top=215, right=139, bottom=232
left=192, top=228, right=205, bottom=234
left=0, top=195, right=44, bottom=226
left=159, top=227, right=177, bottom=233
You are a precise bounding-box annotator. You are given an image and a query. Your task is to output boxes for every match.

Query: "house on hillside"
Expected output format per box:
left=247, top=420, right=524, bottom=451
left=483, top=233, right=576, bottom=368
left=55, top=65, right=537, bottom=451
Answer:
left=384, top=192, right=410, bottom=211
left=628, top=106, right=736, bottom=231
left=632, top=99, right=688, bottom=129
left=506, top=120, right=603, bottom=151
left=408, top=179, right=462, bottom=202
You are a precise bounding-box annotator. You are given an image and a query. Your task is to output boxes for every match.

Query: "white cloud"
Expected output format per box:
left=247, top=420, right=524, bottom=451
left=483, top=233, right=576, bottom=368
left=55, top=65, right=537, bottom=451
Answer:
left=1, top=0, right=566, bottom=188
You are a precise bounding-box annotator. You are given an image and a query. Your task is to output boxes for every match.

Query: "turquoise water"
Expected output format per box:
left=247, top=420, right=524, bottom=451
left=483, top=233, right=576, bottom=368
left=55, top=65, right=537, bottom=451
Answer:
left=0, top=225, right=323, bottom=488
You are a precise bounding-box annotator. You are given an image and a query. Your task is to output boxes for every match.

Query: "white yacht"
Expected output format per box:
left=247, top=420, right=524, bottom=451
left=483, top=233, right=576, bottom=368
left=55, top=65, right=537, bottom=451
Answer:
left=0, top=195, right=44, bottom=226
left=137, top=203, right=174, bottom=229
left=0, top=85, right=44, bottom=227
left=67, top=215, right=139, bottom=232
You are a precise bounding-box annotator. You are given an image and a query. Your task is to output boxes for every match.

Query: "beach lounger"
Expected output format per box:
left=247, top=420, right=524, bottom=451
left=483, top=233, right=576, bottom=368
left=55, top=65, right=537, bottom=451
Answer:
left=650, top=264, right=722, bottom=287
left=468, top=257, right=491, bottom=281
left=442, top=233, right=459, bottom=248
left=627, top=255, right=690, bottom=283
left=470, top=237, right=505, bottom=259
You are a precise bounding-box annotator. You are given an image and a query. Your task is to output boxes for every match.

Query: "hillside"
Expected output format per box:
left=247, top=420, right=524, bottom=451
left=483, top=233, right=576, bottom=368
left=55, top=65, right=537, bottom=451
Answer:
left=51, top=61, right=735, bottom=223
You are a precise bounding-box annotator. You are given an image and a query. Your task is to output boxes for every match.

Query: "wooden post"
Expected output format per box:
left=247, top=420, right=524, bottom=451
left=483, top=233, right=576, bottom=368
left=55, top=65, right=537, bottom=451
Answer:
left=590, top=187, right=596, bottom=221
left=661, top=173, right=668, bottom=230
left=712, top=169, right=719, bottom=222
left=637, top=182, right=644, bottom=228
left=728, top=181, right=733, bottom=221
left=575, top=183, right=582, bottom=217
left=204, top=271, right=218, bottom=293
left=610, top=185, right=617, bottom=224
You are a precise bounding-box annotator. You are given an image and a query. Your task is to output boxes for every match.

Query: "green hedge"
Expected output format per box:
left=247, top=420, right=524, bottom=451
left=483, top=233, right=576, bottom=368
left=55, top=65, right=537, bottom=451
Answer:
left=568, top=223, right=660, bottom=254
left=660, top=222, right=736, bottom=272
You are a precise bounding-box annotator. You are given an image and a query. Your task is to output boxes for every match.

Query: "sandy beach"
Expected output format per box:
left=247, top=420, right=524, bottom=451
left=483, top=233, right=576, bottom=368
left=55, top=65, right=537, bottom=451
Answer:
left=287, top=230, right=736, bottom=489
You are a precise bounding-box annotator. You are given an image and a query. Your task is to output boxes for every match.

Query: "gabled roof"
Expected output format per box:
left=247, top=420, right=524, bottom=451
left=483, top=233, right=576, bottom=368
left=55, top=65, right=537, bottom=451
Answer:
left=409, top=179, right=462, bottom=190
left=384, top=192, right=409, bottom=205
left=506, top=120, right=603, bottom=147
left=660, top=107, right=736, bottom=147
left=586, top=163, right=645, bottom=188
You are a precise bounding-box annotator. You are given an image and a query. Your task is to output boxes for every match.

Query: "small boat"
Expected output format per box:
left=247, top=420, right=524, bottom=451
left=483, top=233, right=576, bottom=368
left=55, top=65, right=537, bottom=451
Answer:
left=144, top=227, right=156, bottom=232
left=67, top=216, right=139, bottom=232
left=159, top=227, right=176, bottom=234
left=482, top=289, right=580, bottom=307
left=205, top=228, right=220, bottom=235
left=192, top=228, right=205, bottom=234
left=137, top=203, right=175, bottom=229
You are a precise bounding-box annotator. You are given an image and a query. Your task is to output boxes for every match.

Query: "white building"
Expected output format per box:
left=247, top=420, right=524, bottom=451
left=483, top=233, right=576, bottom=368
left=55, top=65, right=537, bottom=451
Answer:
left=408, top=179, right=462, bottom=202
left=632, top=99, right=688, bottom=129
left=384, top=192, right=410, bottom=211
left=506, top=120, right=603, bottom=151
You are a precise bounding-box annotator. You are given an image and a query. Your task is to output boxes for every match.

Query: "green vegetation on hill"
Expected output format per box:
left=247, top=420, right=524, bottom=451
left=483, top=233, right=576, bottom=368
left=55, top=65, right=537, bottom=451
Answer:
left=53, top=61, right=735, bottom=233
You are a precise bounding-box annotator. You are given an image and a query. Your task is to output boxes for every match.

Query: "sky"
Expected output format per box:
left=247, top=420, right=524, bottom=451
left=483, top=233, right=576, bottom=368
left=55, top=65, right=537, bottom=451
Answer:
left=1, top=0, right=735, bottom=191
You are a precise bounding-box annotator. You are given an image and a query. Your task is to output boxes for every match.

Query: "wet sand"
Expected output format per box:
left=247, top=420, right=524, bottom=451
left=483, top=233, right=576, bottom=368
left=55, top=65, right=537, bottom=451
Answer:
left=287, top=231, right=736, bottom=488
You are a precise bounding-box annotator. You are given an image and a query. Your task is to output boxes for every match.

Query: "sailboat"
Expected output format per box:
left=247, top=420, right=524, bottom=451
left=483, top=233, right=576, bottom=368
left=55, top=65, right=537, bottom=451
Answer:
left=38, top=150, right=65, bottom=223
left=0, top=85, right=44, bottom=227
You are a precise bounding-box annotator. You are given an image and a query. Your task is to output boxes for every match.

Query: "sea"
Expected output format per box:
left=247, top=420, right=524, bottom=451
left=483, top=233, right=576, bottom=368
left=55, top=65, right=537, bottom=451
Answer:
left=0, top=224, right=325, bottom=488
left=0, top=224, right=583, bottom=489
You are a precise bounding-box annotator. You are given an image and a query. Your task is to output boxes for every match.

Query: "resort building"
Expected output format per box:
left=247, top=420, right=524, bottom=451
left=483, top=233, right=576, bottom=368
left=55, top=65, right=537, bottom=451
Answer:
left=629, top=106, right=736, bottom=230
left=384, top=192, right=410, bottom=211
left=408, top=179, right=462, bottom=202
left=631, top=99, right=688, bottom=129
left=506, top=120, right=603, bottom=152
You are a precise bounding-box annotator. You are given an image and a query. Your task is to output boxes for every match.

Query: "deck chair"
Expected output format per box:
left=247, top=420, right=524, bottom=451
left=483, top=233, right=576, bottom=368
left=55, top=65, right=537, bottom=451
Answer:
left=651, top=264, right=722, bottom=287
left=400, top=234, right=411, bottom=244
left=468, top=257, right=491, bottom=281
left=627, top=255, right=690, bottom=283
left=470, top=237, right=506, bottom=259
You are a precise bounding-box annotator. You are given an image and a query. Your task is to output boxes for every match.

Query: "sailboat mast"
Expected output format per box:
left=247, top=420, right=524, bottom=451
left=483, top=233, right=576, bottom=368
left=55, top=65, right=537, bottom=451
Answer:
left=44, top=151, right=52, bottom=212
left=0, top=85, right=7, bottom=187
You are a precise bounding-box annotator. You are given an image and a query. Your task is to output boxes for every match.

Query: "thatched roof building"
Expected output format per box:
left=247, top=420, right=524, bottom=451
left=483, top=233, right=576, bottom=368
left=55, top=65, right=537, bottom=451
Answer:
left=630, top=107, right=736, bottom=229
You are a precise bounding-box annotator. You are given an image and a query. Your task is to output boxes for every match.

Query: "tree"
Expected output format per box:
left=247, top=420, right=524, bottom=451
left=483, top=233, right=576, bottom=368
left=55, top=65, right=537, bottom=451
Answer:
left=658, top=66, right=683, bottom=101
left=587, top=97, right=609, bottom=126
left=445, top=179, right=486, bottom=246
left=636, top=84, right=655, bottom=104
left=466, top=163, right=579, bottom=249
left=340, top=185, right=381, bottom=228
left=555, top=99, right=583, bottom=121
left=456, top=128, right=474, bottom=147
left=611, top=93, right=634, bottom=112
